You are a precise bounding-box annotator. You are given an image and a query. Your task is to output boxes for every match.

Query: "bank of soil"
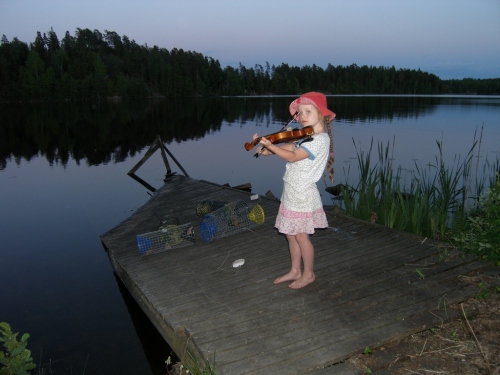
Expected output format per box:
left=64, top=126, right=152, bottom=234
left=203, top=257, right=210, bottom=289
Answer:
left=345, top=283, right=500, bottom=374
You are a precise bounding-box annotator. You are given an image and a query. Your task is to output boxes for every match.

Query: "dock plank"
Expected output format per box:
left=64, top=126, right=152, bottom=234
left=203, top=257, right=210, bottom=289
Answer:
left=100, top=175, right=499, bottom=374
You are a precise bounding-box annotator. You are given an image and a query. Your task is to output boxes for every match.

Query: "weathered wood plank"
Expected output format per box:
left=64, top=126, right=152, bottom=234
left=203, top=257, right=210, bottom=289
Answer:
left=100, top=175, right=499, bottom=375
left=190, top=256, right=487, bottom=357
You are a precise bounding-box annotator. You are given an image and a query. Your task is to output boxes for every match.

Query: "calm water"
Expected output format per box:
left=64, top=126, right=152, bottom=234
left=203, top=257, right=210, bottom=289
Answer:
left=1, top=96, right=499, bottom=374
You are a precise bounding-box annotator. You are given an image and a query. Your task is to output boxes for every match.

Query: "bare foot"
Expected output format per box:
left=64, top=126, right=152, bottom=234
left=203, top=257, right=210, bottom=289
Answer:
left=289, top=273, right=315, bottom=289
left=274, top=271, right=301, bottom=284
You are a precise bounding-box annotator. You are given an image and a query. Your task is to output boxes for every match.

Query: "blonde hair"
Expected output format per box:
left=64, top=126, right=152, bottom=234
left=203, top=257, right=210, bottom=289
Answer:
left=325, top=120, right=334, bottom=182
left=318, top=111, right=334, bottom=182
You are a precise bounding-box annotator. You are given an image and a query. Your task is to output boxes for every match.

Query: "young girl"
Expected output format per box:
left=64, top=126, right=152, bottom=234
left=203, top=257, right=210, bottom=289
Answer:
left=253, top=92, right=335, bottom=289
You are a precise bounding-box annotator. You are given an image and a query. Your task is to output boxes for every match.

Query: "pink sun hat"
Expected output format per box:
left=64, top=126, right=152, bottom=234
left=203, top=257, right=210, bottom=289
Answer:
left=289, top=92, right=336, bottom=121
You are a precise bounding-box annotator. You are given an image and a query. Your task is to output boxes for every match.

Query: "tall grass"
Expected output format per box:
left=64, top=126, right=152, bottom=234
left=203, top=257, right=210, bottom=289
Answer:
left=338, top=127, right=499, bottom=241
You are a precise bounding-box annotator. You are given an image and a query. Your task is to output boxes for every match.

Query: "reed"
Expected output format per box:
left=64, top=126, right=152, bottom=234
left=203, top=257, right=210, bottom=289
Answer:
left=338, top=128, right=498, bottom=241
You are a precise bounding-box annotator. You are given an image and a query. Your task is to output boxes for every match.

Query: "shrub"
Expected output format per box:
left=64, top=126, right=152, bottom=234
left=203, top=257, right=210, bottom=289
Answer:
left=0, top=322, right=35, bottom=375
left=452, top=174, right=500, bottom=265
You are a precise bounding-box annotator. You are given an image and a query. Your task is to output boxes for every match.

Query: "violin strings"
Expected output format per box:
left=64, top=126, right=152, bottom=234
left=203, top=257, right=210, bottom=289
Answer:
left=279, top=111, right=298, bottom=132
left=253, top=111, right=299, bottom=158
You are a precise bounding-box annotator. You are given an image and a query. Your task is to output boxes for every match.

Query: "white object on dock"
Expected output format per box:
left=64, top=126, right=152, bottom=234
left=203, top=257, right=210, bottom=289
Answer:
left=232, top=259, right=245, bottom=268
left=250, top=194, right=259, bottom=200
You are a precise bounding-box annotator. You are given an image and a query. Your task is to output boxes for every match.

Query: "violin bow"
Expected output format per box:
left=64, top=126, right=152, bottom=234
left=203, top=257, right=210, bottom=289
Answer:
left=254, top=112, right=298, bottom=158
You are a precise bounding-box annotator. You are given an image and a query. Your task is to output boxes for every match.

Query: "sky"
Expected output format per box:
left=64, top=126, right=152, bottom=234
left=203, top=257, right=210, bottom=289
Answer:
left=1, top=0, right=499, bottom=80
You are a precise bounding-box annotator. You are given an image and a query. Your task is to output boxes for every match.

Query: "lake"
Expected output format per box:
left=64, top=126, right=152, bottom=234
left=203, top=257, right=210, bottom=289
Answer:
left=1, top=95, right=499, bottom=374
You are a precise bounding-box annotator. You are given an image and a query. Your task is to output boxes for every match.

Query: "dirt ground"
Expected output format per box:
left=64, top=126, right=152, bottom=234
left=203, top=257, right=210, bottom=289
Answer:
left=346, top=282, right=500, bottom=375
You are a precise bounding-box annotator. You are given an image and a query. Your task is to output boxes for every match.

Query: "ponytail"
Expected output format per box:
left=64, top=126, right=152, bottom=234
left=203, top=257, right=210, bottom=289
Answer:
left=325, top=119, right=334, bottom=182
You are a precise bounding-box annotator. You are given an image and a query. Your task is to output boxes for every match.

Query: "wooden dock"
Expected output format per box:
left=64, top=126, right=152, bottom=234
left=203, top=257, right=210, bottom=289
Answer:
left=100, top=175, right=498, bottom=374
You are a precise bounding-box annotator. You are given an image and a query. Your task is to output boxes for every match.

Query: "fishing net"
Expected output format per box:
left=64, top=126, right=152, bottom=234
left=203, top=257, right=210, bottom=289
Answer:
left=199, top=200, right=265, bottom=242
left=136, top=220, right=195, bottom=256
left=195, top=201, right=227, bottom=217
left=159, top=214, right=181, bottom=227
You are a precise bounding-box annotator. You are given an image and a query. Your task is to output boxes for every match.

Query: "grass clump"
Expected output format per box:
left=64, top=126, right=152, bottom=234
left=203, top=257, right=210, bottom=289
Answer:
left=340, top=136, right=473, bottom=239
left=337, top=129, right=499, bottom=263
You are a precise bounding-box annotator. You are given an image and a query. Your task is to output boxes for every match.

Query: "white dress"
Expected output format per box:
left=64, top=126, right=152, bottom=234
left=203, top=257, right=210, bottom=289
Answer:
left=275, top=133, right=330, bottom=235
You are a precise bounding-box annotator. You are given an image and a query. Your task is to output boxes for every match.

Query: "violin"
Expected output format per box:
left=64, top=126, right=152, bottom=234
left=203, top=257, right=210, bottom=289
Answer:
left=244, top=126, right=314, bottom=151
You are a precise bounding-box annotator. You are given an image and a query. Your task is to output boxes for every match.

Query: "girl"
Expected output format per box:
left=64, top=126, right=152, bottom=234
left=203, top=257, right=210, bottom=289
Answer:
left=253, top=92, right=335, bottom=289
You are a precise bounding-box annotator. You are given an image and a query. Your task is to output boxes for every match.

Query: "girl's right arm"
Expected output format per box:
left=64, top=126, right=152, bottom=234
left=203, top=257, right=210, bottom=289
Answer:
left=258, top=136, right=309, bottom=163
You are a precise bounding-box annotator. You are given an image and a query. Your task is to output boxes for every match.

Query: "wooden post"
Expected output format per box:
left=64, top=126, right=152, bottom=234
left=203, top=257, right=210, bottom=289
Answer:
left=127, top=173, right=156, bottom=193
left=158, top=136, right=190, bottom=178
left=127, top=136, right=189, bottom=189
left=157, top=135, right=172, bottom=175
left=128, top=140, right=160, bottom=175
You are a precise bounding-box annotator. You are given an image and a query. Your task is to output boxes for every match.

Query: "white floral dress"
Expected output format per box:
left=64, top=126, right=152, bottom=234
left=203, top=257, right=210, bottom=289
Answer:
left=275, top=132, right=330, bottom=235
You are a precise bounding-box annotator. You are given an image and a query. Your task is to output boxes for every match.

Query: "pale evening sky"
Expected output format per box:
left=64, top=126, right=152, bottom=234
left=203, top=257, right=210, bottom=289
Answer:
left=1, top=0, right=499, bottom=80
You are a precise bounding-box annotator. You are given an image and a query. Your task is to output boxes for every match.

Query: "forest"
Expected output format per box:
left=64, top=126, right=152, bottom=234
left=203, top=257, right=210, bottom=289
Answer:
left=1, top=27, right=499, bottom=101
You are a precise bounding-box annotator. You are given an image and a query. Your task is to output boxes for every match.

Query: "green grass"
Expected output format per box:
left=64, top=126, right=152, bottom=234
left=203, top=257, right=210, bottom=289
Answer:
left=337, top=128, right=500, bottom=259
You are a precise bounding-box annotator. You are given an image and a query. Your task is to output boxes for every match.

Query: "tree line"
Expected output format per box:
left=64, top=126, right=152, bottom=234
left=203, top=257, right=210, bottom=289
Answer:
left=1, top=28, right=499, bottom=102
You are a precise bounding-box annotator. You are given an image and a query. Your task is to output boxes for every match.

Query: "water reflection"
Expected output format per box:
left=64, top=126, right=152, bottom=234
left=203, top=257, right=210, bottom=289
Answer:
left=2, top=95, right=485, bottom=171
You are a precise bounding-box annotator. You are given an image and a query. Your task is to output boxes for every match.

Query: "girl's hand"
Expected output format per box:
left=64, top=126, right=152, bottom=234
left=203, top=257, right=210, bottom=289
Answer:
left=258, top=137, right=272, bottom=148
left=253, top=133, right=272, bottom=147
left=253, top=133, right=273, bottom=156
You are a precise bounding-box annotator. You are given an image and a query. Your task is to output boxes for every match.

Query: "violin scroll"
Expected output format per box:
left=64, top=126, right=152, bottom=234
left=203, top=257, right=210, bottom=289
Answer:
left=245, top=139, right=260, bottom=151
